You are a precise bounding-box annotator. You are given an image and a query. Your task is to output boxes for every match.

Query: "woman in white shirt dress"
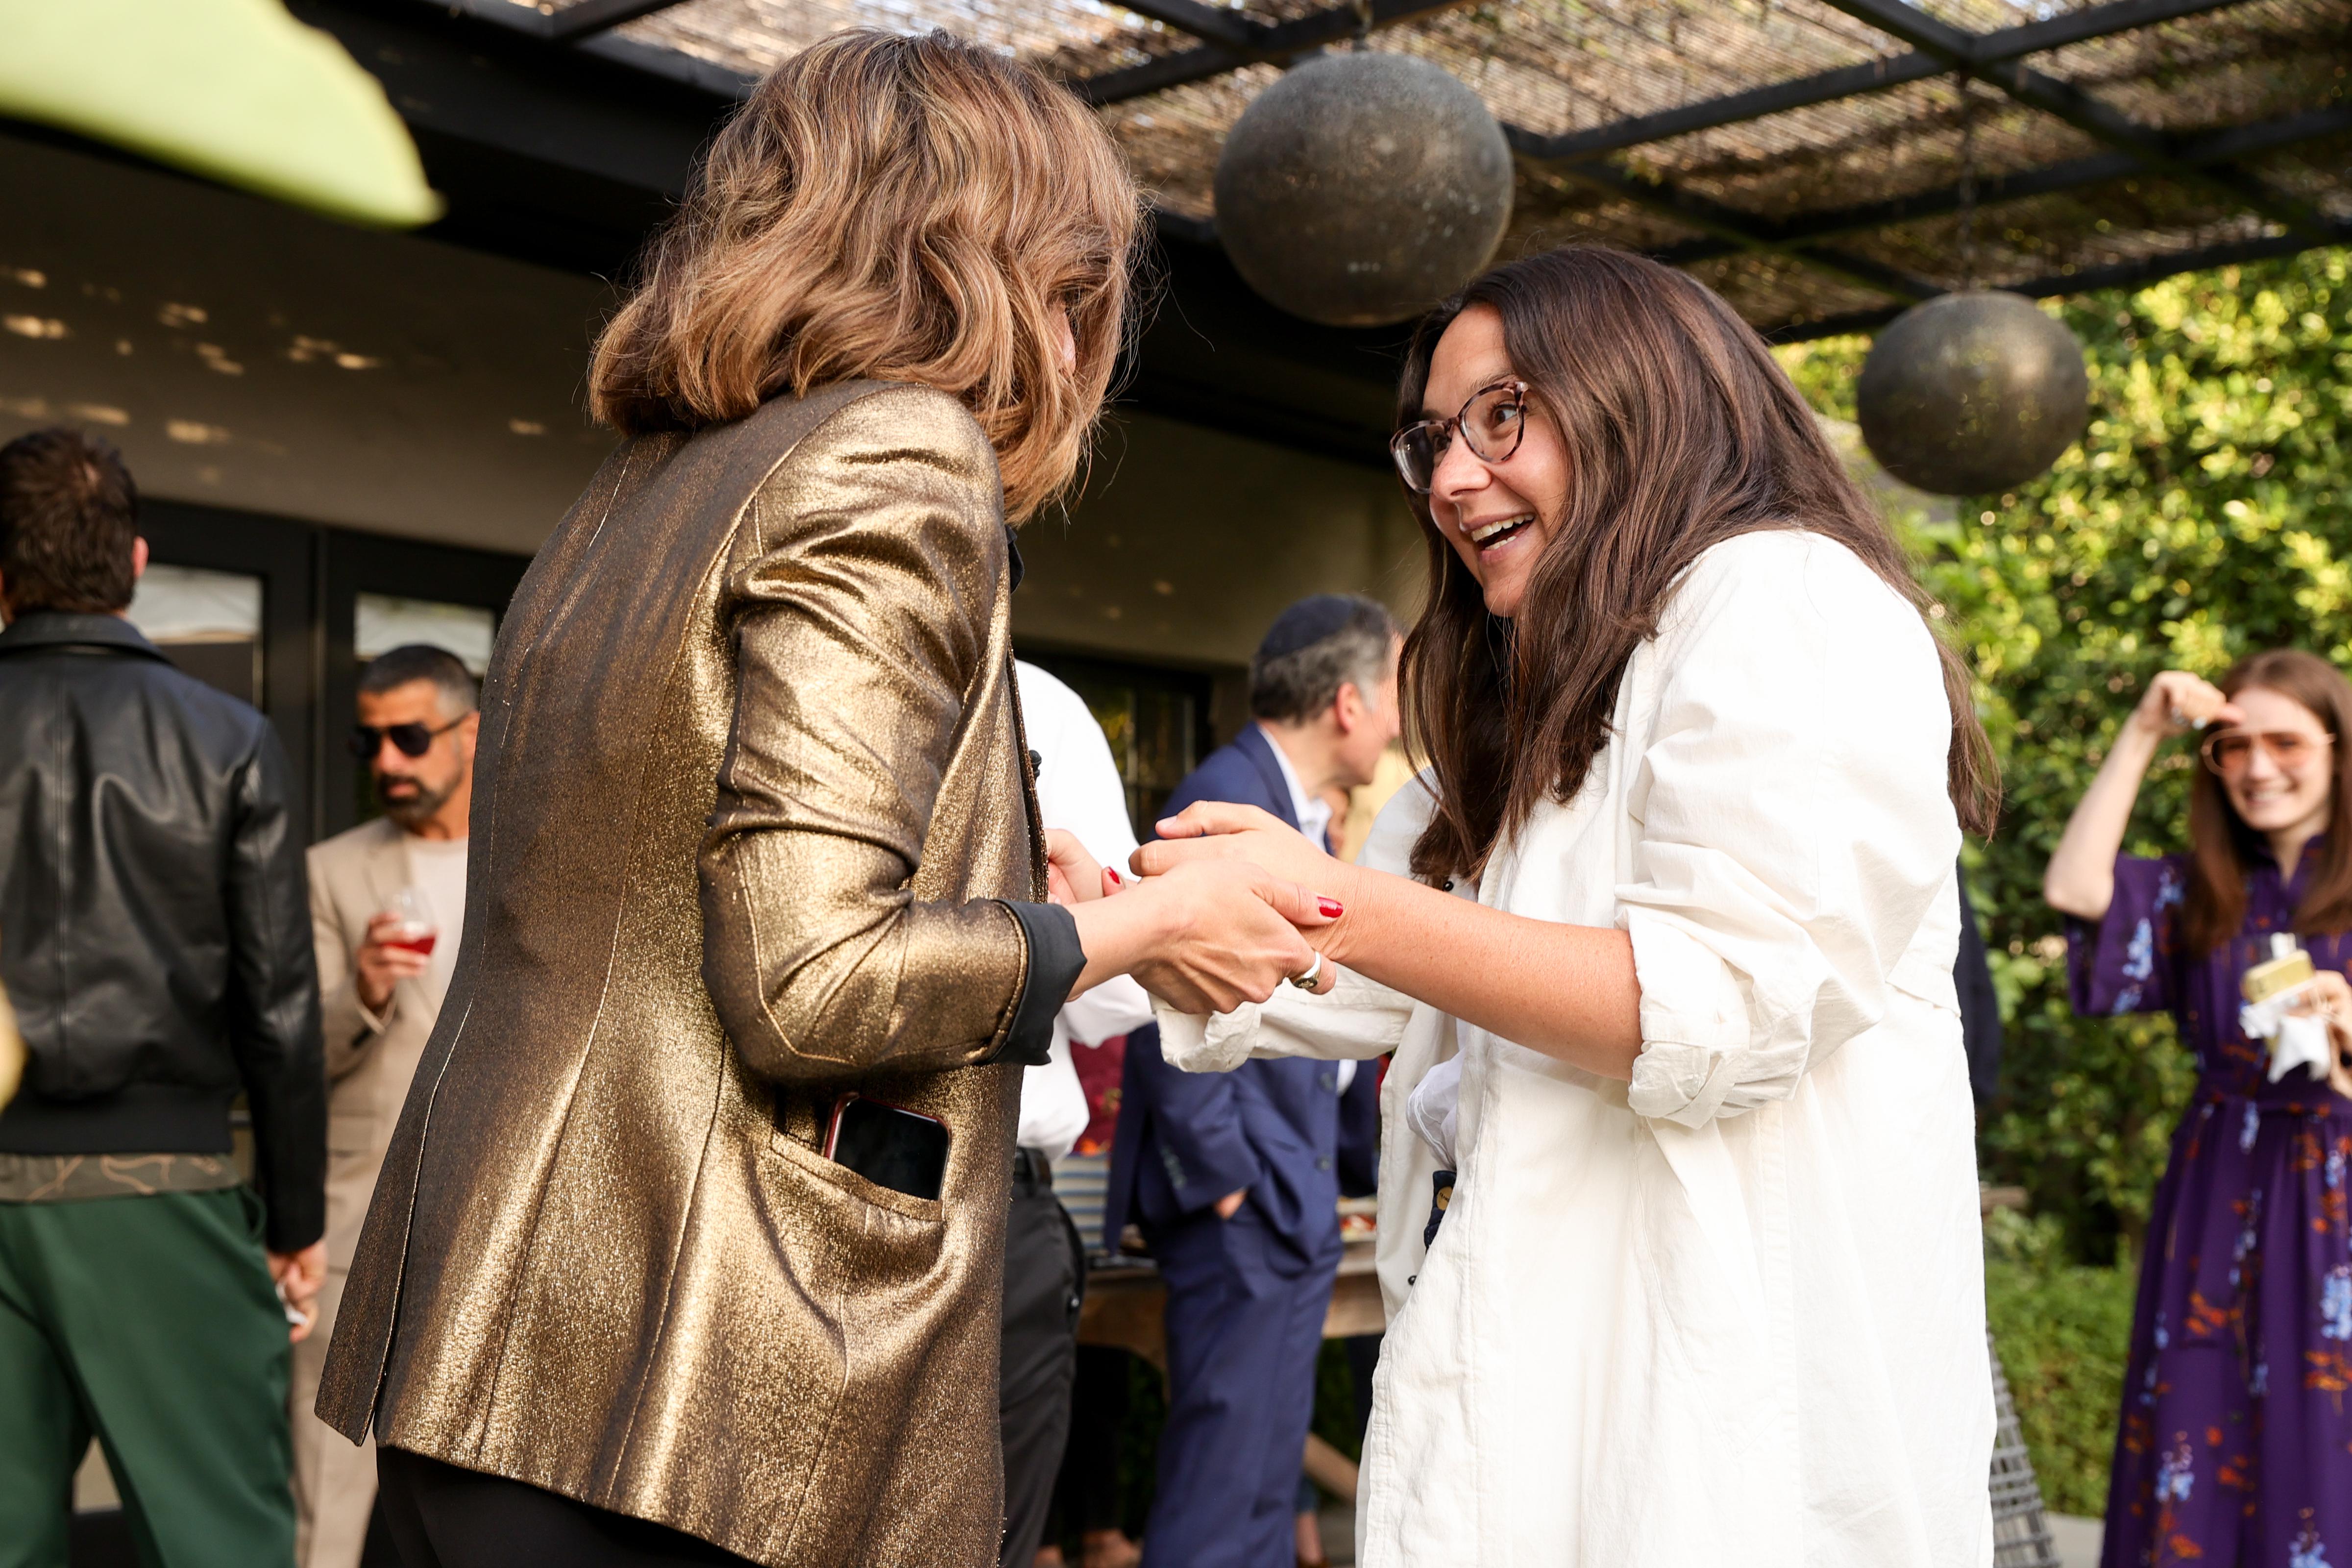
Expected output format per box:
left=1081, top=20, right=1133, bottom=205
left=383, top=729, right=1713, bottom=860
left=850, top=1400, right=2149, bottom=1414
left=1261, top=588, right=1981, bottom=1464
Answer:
left=1138, top=247, right=2002, bottom=1568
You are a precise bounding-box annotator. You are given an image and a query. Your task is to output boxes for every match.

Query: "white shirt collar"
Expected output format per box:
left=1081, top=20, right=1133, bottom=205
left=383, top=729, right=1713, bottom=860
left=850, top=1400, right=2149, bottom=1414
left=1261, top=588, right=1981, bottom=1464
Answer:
left=1257, top=723, right=1332, bottom=851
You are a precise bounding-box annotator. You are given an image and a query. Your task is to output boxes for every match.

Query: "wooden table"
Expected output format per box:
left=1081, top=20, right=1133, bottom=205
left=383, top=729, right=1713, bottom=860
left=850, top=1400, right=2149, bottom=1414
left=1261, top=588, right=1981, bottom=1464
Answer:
left=1077, top=1234, right=1382, bottom=1372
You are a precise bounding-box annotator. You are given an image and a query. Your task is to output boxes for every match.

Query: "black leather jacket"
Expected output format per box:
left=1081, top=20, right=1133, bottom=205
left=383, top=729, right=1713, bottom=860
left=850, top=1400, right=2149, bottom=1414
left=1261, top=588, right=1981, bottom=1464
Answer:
left=0, top=613, right=324, bottom=1250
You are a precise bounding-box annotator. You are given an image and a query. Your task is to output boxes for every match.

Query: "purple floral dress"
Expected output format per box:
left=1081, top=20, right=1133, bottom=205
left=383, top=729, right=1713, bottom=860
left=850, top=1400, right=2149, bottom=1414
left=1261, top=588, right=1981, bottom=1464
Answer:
left=2069, top=850, right=2352, bottom=1568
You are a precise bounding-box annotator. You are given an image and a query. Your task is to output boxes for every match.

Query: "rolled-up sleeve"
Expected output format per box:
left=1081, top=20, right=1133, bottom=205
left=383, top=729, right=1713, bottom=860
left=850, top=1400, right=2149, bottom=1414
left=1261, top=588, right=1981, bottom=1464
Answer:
left=1620, top=535, right=1961, bottom=1128
left=698, top=386, right=1048, bottom=1082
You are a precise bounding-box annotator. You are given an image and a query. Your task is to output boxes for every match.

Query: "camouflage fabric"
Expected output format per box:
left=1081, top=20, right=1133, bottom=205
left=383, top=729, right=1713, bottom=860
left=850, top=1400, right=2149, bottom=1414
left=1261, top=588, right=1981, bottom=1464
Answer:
left=0, top=1152, right=243, bottom=1203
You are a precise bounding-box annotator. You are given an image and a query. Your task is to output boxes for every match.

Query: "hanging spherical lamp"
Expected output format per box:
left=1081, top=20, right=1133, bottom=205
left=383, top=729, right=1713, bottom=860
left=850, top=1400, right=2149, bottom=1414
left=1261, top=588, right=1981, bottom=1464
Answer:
left=1212, top=52, right=1513, bottom=328
left=1856, top=290, right=2090, bottom=496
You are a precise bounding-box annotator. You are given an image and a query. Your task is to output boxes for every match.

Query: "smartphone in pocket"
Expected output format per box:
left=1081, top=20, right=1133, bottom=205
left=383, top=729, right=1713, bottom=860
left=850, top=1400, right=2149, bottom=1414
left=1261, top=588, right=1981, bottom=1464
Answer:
left=823, top=1094, right=951, bottom=1202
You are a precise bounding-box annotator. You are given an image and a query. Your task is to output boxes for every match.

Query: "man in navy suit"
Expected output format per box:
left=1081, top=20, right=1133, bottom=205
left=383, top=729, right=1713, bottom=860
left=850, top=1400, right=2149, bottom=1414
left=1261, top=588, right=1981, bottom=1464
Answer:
left=1106, top=594, right=1400, bottom=1568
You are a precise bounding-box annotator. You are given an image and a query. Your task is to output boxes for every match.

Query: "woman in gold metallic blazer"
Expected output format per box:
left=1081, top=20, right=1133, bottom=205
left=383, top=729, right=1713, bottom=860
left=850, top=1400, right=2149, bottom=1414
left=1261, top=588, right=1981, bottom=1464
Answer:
left=317, top=32, right=1339, bottom=1568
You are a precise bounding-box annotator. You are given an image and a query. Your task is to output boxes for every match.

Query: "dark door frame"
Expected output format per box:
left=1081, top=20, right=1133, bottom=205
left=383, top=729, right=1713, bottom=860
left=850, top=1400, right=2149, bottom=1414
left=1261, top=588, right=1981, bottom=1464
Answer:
left=137, top=498, right=531, bottom=843
left=138, top=499, right=324, bottom=839
left=320, top=530, right=530, bottom=841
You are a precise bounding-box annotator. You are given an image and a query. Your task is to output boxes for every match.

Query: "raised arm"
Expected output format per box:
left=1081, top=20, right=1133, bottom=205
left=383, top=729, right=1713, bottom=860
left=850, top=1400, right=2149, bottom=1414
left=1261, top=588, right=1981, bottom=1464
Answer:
left=2043, top=671, right=2238, bottom=920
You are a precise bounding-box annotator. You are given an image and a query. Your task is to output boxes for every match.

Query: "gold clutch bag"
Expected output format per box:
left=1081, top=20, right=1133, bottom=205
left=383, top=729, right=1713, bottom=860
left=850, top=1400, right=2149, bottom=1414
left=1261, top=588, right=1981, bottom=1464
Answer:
left=2243, top=936, right=2317, bottom=1004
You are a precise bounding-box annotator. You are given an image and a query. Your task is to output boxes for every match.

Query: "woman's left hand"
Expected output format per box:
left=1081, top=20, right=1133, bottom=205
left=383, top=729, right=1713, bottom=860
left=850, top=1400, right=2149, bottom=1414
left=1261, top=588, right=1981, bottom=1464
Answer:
left=1131, top=802, right=1354, bottom=915
left=1045, top=829, right=1113, bottom=907
left=2288, top=969, right=2352, bottom=1101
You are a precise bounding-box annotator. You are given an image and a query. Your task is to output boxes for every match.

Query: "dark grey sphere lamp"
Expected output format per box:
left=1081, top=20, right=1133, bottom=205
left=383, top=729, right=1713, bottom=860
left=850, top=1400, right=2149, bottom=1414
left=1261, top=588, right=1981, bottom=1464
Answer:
left=1855, top=80, right=2091, bottom=497
left=1211, top=50, right=1514, bottom=328
left=1857, top=290, right=2091, bottom=496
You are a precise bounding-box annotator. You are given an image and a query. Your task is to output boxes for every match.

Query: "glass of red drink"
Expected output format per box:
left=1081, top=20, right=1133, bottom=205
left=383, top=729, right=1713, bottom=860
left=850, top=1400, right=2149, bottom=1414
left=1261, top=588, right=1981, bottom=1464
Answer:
left=379, top=887, right=439, bottom=957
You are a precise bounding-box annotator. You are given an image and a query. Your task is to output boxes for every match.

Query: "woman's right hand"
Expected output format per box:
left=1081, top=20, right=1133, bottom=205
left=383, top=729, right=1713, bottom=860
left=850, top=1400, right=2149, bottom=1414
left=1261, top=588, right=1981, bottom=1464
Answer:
left=2130, top=670, right=2242, bottom=739
left=2051, top=669, right=2244, bottom=920
left=2289, top=969, right=2352, bottom=1102
left=1067, top=858, right=1340, bottom=1015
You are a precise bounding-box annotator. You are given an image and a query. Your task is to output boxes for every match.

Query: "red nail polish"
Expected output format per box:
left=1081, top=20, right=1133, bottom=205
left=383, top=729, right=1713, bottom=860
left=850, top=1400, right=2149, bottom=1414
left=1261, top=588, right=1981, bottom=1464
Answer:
left=1318, top=897, right=1344, bottom=918
left=1106, top=868, right=1123, bottom=885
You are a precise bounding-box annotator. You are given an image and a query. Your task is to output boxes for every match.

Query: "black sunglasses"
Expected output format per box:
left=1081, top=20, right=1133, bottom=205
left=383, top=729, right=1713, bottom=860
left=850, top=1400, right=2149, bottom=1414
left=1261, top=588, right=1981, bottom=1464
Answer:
left=349, top=718, right=464, bottom=760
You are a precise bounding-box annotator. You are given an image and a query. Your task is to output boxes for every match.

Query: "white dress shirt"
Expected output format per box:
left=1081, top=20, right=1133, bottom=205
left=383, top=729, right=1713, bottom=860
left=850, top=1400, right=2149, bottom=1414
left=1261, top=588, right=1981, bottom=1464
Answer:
left=1158, top=533, right=1991, bottom=1568
left=1013, top=662, right=1157, bottom=1160
left=403, top=835, right=469, bottom=1013
left=1257, top=721, right=1333, bottom=853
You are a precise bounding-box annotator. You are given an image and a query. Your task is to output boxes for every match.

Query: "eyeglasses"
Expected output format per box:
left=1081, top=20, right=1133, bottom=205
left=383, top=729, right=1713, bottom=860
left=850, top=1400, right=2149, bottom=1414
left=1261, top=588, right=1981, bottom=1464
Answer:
left=349, top=718, right=465, bottom=760
left=2199, top=728, right=2334, bottom=776
left=1390, top=378, right=1529, bottom=494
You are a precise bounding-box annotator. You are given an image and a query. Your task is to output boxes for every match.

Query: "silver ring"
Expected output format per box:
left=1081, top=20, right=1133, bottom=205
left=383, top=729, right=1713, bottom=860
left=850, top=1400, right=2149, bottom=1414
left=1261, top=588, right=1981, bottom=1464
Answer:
left=1287, top=951, right=1323, bottom=991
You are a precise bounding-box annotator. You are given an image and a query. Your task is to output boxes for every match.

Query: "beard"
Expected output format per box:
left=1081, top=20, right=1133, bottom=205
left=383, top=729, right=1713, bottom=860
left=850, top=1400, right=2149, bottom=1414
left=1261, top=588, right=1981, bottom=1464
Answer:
left=377, top=772, right=454, bottom=828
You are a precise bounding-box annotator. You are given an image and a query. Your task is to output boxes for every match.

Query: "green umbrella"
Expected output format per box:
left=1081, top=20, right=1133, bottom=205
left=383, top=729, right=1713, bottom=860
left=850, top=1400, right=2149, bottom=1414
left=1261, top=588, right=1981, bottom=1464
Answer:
left=0, top=0, right=441, bottom=227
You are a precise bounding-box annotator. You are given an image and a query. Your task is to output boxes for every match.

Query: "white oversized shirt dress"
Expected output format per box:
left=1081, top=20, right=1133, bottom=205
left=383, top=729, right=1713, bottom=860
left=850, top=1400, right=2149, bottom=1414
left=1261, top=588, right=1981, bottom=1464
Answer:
left=1160, top=531, right=1995, bottom=1568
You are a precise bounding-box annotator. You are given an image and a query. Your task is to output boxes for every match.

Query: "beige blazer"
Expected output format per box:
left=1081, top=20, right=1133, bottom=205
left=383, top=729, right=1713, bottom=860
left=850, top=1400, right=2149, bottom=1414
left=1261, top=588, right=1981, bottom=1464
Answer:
left=318, top=382, right=1044, bottom=1568
left=307, top=816, right=442, bottom=1271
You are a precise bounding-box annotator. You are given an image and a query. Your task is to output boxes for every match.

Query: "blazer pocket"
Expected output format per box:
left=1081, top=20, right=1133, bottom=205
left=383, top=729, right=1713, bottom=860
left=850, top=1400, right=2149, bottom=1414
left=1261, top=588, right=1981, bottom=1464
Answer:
left=763, top=1124, right=947, bottom=1229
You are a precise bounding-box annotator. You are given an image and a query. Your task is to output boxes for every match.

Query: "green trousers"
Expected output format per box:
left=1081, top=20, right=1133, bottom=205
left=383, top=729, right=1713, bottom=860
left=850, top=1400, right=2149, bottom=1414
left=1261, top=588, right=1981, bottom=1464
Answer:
left=0, top=1188, right=295, bottom=1568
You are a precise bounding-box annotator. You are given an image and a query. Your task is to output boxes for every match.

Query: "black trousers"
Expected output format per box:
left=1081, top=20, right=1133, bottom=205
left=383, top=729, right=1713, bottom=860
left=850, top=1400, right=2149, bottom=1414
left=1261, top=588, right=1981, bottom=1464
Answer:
left=377, top=1447, right=759, bottom=1568
left=1054, top=1346, right=1135, bottom=1537
left=999, top=1161, right=1086, bottom=1566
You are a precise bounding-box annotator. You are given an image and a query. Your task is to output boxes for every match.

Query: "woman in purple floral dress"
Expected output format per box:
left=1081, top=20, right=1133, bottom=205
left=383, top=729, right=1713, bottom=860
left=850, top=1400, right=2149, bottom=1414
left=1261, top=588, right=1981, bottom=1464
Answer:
left=2047, top=650, right=2352, bottom=1568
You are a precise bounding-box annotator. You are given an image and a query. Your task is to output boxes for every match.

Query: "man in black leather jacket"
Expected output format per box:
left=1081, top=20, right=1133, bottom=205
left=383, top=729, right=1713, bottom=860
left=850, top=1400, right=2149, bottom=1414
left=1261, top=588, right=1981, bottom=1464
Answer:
left=0, top=427, right=325, bottom=1566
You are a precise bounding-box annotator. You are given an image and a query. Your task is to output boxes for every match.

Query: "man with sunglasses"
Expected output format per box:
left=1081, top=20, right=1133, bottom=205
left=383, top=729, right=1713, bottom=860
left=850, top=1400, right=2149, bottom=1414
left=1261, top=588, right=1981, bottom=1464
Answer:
left=293, top=643, right=479, bottom=1568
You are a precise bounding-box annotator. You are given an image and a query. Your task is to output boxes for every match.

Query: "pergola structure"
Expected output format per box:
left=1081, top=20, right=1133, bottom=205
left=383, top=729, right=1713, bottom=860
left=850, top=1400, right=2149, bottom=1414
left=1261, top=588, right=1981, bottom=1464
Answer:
left=427, top=0, right=2348, bottom=343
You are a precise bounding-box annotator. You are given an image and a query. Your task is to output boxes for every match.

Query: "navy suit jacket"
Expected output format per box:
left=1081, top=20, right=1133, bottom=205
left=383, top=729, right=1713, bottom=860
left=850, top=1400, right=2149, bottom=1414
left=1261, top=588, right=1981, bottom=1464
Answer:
left=1103, top=726, right=1375, bottom=1265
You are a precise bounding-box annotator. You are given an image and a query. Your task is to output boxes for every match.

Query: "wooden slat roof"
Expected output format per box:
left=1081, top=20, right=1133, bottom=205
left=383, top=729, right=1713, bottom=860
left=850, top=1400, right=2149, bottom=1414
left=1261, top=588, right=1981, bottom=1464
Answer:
left=441, top=0, right=2347, bottom=336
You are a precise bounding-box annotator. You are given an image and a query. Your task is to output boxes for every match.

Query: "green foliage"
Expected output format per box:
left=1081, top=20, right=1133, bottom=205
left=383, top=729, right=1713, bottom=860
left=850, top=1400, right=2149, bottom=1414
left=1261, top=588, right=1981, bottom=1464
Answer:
left=1779, top=247, right=2352, bottom=1262
left=1983, top=1210, right=2139, bottom=1516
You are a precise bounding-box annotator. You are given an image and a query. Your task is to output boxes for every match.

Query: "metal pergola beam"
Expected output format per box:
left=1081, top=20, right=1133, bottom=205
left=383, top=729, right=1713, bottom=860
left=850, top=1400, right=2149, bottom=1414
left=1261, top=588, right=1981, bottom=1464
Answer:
left=1534, top=154, right=1944, bottom=304
left=1077, top=0, right=1473, bottom=106
left=1765, top=221, right=2352, bottom=342
left=1651, top=104, right=2352, bottom=268
left=1812, top=0, right=2337, bottom=241
left=542, top=0, right=695, bottom=42
left=1511, top=0, right=2249, bottom=162
left=429, top=0, right=697, bottom=45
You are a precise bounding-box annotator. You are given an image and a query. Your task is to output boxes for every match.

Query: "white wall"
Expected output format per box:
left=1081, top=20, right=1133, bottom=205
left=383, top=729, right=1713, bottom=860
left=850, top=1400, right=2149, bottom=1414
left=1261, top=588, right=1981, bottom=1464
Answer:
left=0, top=133, right=1423, bottom=667
left=0, top=135, right=613, bottom=554
left=1019, top=412, right=1425, bottom=668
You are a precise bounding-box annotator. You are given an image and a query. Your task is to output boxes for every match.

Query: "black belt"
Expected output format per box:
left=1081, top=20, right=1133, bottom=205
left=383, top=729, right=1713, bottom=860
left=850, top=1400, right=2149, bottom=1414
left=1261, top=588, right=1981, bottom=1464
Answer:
left=1012, top=1146, right=1054, bottom=1195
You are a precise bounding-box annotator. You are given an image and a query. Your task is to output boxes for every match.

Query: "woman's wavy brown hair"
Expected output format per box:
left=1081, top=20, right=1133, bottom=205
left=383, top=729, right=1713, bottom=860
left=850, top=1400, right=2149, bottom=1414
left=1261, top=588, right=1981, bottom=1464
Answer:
left=1396, top=246, right=1999, bottom=882
left=2182, top=649, right=2352, bottom=955
left=588, top=30, right=1141, bottom=522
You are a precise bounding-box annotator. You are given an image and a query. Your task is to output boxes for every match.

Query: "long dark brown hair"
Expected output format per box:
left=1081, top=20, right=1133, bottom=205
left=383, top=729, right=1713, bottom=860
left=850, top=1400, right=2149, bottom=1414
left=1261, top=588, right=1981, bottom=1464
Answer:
left=2182, top=649, right=2352, bottom=954
left=1396, top=247, right=1998, bottom=881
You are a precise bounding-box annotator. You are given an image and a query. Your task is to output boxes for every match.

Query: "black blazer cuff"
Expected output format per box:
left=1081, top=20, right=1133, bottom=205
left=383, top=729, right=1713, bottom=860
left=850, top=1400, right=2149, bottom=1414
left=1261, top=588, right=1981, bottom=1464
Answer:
left=992, top=900, right=1085, bottom=1067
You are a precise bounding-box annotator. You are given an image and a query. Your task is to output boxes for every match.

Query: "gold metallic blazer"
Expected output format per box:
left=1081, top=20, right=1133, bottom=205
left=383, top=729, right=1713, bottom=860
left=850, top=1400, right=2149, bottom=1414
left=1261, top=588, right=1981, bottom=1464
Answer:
left=318, top=382, right=1054, bottom=1568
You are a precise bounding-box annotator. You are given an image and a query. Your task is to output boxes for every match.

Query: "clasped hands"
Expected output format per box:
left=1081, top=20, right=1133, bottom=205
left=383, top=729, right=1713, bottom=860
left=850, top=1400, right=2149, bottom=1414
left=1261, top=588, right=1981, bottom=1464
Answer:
left=1044, top=802, right=1355, bottom=1017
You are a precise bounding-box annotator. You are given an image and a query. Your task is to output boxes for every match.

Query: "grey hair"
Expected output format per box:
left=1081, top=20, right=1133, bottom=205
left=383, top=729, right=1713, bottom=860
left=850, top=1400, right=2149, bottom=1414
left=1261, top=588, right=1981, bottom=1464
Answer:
left=1248, top=596, right=1399, bottom=724
left=358, top=643, right=479, bottom=717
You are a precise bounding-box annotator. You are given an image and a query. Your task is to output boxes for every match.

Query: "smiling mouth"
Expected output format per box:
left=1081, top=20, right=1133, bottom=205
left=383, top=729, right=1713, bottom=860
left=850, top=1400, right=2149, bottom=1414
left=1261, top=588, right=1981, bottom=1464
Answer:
left=1466, top=514, right=1534, bottom=550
